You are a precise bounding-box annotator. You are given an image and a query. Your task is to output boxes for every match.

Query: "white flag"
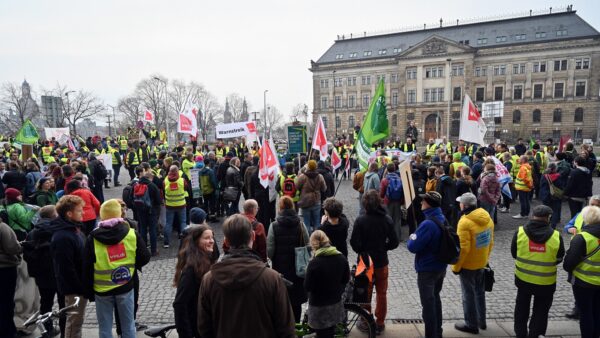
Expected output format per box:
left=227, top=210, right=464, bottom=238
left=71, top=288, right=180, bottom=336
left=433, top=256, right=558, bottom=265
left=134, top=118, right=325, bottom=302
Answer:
left=458, top=94, right=487, bottom=146
left=312, top=117, right=328, bottom=161
left=177, top=102, right=198, bottom=136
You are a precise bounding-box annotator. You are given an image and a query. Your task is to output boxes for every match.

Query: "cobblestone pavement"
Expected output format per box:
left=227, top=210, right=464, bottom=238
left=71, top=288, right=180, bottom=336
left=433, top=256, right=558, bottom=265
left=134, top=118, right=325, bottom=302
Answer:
left=82, top=170, right=598, bottom=326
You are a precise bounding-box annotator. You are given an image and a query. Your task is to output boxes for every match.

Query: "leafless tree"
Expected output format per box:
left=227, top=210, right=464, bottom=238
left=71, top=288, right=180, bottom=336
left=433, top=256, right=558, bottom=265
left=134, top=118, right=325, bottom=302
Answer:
left=290, top=103, right=309, bottom=123
left=62, top=90, right=104, bottom=136
left=225, top=93, right=247, bottom=123
left=195, top=89, right=222, bottom=141
left=136, top=75, right=169, bottom=132
left=117, top=95, right=144, bottom=128
left=265, top=105, right=284, bottom=135
left=0, top=82, right=38, bottom=134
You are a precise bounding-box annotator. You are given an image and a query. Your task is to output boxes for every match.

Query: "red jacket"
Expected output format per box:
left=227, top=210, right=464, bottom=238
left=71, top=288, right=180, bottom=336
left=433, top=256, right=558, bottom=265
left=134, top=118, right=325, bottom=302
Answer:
left=69, top=188, right=100, bottom=222
left=222, top=213, right=268, bottom=262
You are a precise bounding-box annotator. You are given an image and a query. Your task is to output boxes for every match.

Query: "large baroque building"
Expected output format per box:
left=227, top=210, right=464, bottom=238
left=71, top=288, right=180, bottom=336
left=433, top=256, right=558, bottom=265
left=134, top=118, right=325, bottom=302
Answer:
left=310, top=7, right=600, bottom=144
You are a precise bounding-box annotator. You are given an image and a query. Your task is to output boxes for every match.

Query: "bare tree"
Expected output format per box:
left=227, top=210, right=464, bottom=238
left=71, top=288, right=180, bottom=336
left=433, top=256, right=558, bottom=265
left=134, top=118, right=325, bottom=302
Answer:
left=117, top=95, right=144, bottom=128
left=0, top=82, right=38, bottom=134
left=290, top=103, right=309, bottom=123
left=62, top=90, right=104, bottom=136
left=265, top=105, right=284, bottom=136
left=136, top=75, right=169, bottom=132
left=225, top=93, right=247, bottom=123
left=195, top=88, right=222, bottom=141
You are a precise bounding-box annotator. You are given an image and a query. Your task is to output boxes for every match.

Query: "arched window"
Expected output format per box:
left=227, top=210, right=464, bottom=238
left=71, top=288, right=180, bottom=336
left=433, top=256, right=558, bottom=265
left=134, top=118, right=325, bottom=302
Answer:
left=391, top=114, right=398, bottom=127
left=532, top=109, right=541, bottom=123
left=575, top=107, right=584, bottom=122
left=513, top=110, right=521, bottom=124
left=348, top=115, right=355, bottom=128
left=553, top=108, right=562, bottom=123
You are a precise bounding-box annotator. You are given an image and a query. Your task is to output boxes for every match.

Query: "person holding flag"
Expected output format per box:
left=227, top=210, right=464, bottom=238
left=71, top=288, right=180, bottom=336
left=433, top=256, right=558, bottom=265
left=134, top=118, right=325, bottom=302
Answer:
left=355, top=79, right=389, bottom=172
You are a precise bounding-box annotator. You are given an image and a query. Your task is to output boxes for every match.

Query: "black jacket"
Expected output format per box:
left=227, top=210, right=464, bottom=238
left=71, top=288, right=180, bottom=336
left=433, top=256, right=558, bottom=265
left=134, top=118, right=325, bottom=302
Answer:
left=138, top=176, right=162, bottom=207
left=225, top=166, right=242, bottom=189
left=320, top=214, right=349, bottom=257
left=49, top=216, right=86, bottom=296
left=511, top=219, right=565, bottom=290
left=304, top=252, right=349, bottom=306
left=350, top=206, right=399, bottom=268
left=89, top=159, right=108, bottom=182
left=174, top=266, right=206, bottom=338
left=270, top=209, right=308, bottom=305
left=435, top=175, right=457, bottom=212
left=83, top=220, right=151, bottom=298
left=317, top=167, right=335, bottom=200
left=2, top=170, right=26, bottom=192
left=564, top=223, right=600, bottom=288
left=23, top=218, right=57, bottom=289
left=564, top=167, right=593, bottom=198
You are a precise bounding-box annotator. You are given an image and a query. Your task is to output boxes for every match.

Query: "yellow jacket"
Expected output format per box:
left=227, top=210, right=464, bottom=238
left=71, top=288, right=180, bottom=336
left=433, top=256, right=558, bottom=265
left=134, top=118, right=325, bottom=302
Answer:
left=452, top=208, right=494, bottom=273
left=515, top=163, right=533, bottom=192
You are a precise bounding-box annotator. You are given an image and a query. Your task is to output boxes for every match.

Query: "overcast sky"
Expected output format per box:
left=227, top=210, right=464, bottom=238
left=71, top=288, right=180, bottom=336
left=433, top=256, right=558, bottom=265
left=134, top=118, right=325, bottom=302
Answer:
left=1, top=0, right=598, bottom=124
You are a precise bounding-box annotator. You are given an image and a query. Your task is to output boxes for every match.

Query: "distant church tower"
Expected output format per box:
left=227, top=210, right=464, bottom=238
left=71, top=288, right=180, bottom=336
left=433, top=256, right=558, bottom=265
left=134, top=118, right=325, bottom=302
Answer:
left=223, top=98, right=232, bottom=123
left=241, top=97, right=249, bottom=121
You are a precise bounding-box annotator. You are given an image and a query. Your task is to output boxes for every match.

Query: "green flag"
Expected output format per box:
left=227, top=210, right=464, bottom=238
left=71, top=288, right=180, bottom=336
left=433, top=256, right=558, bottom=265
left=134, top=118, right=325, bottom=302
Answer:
left=14, top=119, right=39, bottom=145
left=355, top=79, right=389, bottom=171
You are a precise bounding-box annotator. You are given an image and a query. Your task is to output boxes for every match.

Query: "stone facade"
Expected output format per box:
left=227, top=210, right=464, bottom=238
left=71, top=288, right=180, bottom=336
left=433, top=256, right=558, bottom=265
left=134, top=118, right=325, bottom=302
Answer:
left=310, top=10, right=600, bottom=145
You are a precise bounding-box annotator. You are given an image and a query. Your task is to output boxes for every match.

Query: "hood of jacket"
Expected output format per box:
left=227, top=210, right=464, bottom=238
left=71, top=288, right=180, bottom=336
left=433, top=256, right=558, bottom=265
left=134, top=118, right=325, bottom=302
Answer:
left=523, top=219, right=556, bottom=243
left=139, top=176, right=152, bottom=185
left=168, top=171, right=180, bottom=182
left=210, top=249, right=267, bottom=290
left=461, top=208, right=492, bottom=227
left=575, top=166, right=591, bottom=175
left=303, top=170, right=319, bottom=179
left=439, top=175, right=453, bottom=185
left=275, top=209, right=301, bottom=228
left=365, top=171, right=378, bottom=179
left=422, top=207, right=445, bottom=224
left=366, top=205, right=388, bottom=217
left=91, top=220, right=131, bottom=246
left=33, top=217, right=55, bottom=236
left=48, top=216, right=82, bottom=233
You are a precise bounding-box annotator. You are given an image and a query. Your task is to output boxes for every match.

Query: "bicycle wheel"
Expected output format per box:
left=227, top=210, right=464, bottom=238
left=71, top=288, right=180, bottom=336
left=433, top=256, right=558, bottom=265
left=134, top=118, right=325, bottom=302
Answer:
left=337, top=303, right=376, bottom=338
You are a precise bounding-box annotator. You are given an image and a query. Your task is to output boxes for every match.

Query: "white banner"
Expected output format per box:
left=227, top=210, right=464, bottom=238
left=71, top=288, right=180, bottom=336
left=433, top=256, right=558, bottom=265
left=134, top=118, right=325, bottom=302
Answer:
left=44, top=128, right=70, bottom=143
left=216, top=121, right=257, bottom=139
left=369, top=149, right=415, bottom=162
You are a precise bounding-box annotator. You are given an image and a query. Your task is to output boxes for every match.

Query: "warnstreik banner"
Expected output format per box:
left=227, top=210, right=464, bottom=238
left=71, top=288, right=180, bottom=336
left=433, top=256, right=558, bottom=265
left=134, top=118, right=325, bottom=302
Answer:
left=215, top=121, right=257, bottom=139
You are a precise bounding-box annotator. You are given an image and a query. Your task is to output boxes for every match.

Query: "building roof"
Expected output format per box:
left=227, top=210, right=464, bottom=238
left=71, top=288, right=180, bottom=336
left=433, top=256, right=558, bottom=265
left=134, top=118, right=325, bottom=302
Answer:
left=315, top=10, right=600, bottom=65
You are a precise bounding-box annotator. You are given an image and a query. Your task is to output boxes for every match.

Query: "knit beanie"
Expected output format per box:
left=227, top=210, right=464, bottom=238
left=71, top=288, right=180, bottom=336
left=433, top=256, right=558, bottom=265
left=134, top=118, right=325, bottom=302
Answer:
left=100, top=199, right=122, bottom=220
left=453, top=152, right=462, bottom=160
left=5, top=188, right=21, bottom=203
left=307, top=160, right=317, bottom=171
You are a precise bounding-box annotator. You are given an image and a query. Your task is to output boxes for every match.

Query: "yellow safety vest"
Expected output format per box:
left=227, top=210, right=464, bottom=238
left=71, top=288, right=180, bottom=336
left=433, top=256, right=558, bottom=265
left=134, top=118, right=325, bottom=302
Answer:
left=182, top=159, right=195, bottom=180
left=111, top=149, right=120, bottom=165
left=573, top=232, right=600, bottom=286
left=138, top=147, right=150, bottom=162
left=215, top=147, right=229, bottom=158
left=515, top=165, right=532, bottom=192
left=426, top=144, right=437, bottom=157
left=42, top=147, right=54, bottom=163
left=536, top=151, right=547, bottom=174
left=402, top=144, right=415, bottom=152
left=164, top=177, right=187, bottom=207
left=128, top=151, right=140, bottom=166
left=119, top=139, right=128, bottom=150
left=450, top=162, right=467, bottom=177
left=278, top=174, right=299, bottom=202
left=149, top=130, right=157, bottom=139
left=515, top=227, right=560, bottom=285
left=467, top=145, right=475, bottom=156
left=510, top=155, right=520, bottom=179
left=574, top=213, right=584, bottom=232
left=93, top=228, right=137, bottom=293
left=160, top=130, right=167, bottom=142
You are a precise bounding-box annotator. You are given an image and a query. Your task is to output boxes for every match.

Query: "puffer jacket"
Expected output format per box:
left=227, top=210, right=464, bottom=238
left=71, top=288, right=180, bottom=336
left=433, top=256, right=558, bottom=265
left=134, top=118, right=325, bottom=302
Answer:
left=69, top=188, right=100, bottom=222
left=452, top=207, right=494, bottom=272
left=479, top=172, right=501, bottom=205
left=295, top=170, right=326, bottom=208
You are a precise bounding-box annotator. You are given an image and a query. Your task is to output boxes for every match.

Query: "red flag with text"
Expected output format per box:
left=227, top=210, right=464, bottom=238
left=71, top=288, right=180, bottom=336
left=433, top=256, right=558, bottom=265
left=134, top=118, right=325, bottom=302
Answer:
left=144, top=109, right=154, bottom=123
left=331, top=147, right=341, bottom=170
left=312, top=117, right=328, bottom=161
left=458, top=94, right=487, bottom=145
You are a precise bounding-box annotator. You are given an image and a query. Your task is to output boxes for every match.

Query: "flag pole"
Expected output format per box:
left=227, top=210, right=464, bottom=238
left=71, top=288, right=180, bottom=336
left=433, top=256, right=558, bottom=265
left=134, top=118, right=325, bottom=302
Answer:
left=334, top=147, right=354, bottom=196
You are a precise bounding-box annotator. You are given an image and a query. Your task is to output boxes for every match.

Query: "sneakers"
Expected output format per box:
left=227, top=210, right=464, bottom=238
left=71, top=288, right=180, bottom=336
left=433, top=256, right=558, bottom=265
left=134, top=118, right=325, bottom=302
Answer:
left=163, top=244, right=170, bottom=249
left=512, top=214, right=526, bottom=219
left=498, top=207, right=509, bottom=213
left=454, top=322, right=479, bottom=334
left=135, top=322, right=148, bottom=331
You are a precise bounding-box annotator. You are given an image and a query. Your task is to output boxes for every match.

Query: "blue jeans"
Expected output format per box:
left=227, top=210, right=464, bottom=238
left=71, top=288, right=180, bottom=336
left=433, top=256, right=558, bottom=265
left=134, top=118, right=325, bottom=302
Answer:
left=138, top=208, right=158, bottom=254
left=301, top=204, right=321, bottom=233
left=459, top=269, right=486, bottom=329
left=518, top=190, right=530, bottom=217
left=165, top=208, right=186, bottom=245
left=95, top=289, right=136, bottom=338
left=480, top=202, right=495, bottom=218
left=417, top=270, right=446, bottom=338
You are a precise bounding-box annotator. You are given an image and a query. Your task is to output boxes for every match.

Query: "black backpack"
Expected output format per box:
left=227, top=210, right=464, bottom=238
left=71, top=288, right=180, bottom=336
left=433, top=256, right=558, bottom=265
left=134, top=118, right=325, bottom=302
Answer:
left=428, top=217, right=460, bottom=265
left=22, top=227, right=53, bottom=279
left=122, top=181, right=135, bottom=209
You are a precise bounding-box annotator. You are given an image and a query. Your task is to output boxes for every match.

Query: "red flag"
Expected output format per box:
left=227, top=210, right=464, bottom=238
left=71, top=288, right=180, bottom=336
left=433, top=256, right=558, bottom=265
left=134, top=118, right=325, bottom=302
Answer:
left=459, top=94, right=487, bottom=145
left=144, top=109, right=154, bottom=122
left=67, top=138, right=76, bottom=152
left=312, top=117, right=328, bottom=161
left=344, top=152, right=351, bottom=174
left=558, top=135, right=573, bottom=152
left=259, top=136, right=279, bottom=188
left=331, top=147, right=341, bottom=170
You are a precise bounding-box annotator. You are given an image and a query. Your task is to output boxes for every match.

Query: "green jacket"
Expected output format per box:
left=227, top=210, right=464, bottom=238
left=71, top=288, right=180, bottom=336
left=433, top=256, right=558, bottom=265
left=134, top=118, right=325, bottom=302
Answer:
left=35, top=190, right=58, bottom=207
left=6, top=202, right=36, bottom=233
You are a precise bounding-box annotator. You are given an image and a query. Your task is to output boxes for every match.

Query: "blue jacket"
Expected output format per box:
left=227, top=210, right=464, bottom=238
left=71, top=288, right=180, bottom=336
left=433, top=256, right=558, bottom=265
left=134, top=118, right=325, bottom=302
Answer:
left=564, top=213, right=579, bottom=233
left=407, top=207, right=448, bottom=272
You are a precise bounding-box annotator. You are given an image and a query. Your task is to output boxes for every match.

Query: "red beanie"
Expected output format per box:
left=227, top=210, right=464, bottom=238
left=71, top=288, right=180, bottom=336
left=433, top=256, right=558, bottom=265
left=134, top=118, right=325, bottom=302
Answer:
left=5, top=188, right=21, bottom=203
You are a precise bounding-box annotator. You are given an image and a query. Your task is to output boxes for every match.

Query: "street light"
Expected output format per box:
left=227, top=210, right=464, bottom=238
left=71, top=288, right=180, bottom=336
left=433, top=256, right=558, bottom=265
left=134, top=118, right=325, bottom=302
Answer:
left=263, top=90, right=268, bottom=137
left=153, top=77, right=169, bottom=144
left=333, top=70, right=337, bottom=138
left=446, top=58, right=452, bottom=140
left=64, top=91, right=75, bottom=135
left=107, top=104, right=116, bottom=137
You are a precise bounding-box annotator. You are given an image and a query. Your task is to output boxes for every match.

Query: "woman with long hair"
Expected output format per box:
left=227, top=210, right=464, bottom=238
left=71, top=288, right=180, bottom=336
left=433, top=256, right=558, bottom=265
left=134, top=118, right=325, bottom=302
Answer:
left=173, top=225, right=216, bottom=338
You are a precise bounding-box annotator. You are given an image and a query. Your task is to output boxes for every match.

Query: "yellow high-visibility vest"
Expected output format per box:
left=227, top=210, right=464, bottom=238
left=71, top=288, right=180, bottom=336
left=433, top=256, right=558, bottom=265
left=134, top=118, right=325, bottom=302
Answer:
left=515, top=227, right=560, bottom=285
left=573, top=232, right=600, bottom=286
left=164, top=177, right=187, bottom=207
left=93, top=228, right=137, bottom=293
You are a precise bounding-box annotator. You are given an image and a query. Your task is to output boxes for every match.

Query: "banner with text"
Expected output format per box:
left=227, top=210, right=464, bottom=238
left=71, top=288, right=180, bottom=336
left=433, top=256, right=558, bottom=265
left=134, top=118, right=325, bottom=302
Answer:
left=44, top=128, right=70, bottom=144
left=215, top=121, right=257, bottom=139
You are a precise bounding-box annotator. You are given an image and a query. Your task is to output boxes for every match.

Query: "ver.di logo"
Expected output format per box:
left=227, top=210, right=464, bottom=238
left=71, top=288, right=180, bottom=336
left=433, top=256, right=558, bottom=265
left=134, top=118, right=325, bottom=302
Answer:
left=111, top=266, right=132, bottom=285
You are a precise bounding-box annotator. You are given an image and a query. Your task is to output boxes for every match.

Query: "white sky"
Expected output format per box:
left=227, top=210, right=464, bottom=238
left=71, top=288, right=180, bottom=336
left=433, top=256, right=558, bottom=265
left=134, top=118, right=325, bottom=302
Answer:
left=1, top=0, right=598, bottom=124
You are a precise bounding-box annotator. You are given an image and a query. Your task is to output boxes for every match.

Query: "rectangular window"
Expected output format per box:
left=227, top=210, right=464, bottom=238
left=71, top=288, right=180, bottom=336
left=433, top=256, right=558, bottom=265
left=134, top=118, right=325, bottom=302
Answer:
left=335, top=54, right=343, bottom=60
left=514, top=34, right=526, bottom=41
left=556, top=29, right=568, bottom=37
left=451, top=65, right=464, bottom=76
left=393, top=47, right=402, bottom=54
left=335, top=116, right=340, bottom=128
left=533, top=84, right=543, bottom=99
left=554, top=82, right=564, bottom=98
left=392, top=91, right=398, bottom=106
left=406, top=68, right=417, bottom=79
left=476, top=87, right=485, bottom=102
left=554, top=60, right=567, bottom=71
left=575, top=58, right=590, bottom=70
left=334, top=78, right=343, bottom=87
left=361, top=76, right=371, bottom=85
left=363, top=51, right=372, bottom=57
left=494, top=86, right=504, bottom=100
left=493, top=65, right=506, bottom=75
left=453, top=87, right=462, bottom=101
left=425, top=66, right=444, bottom=78
left=349, top=52, right=357, bottom=58
left=378, top=49, right=387, bottom=55
left=424, top=88, right=444, bottom=102
left=477, top=38, right=487, bottom=45
left=334, top=96, right=341, bottom=108
left=575, top=81, right=586, bottom=97
left=513, top=63, right=525, bottom=74
left=320, top=79, right=329, bottom=88
left=376, top=75, right=385, bottom=83
left=496, top=36, right=507, bottom=42
left=424, top=89, right=431, bottom=103
left=513, top=85, right=523, bottom=100
left=321, top=97, right=328, bottom=109
left=347, top=77, right=356, bottom=86
left=348, top=95, right=355, bottom=108
left=390, top=73, right=398, bottom=83
left=362, top=94, right=370, bottom=107
left=535, top=32, right=547, bottom=38
left=407, top=89, right=416, bottom=104
left=321, top=117, right=328, bottom=128
left=533, top=61, right=546, bottom=73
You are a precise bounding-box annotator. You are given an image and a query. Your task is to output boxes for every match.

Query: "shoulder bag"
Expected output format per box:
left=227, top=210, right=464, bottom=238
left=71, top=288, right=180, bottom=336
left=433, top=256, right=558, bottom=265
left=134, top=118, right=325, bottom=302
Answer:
left=294, top=223, right=311, bottom=278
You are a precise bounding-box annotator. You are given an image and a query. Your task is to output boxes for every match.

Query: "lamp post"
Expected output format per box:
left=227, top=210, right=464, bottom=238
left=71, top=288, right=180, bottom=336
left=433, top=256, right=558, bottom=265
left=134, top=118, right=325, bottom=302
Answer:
left=107, top=104, right=116, bottom=137
left=333, top=70, right=337, bottom=138
left=446, top=58, right=452, bottom=140
left=64, top=91, right=75, bottom=135
left=153, top=77, right=169, bottom=145
left=263, top=90, right=268, bottom=137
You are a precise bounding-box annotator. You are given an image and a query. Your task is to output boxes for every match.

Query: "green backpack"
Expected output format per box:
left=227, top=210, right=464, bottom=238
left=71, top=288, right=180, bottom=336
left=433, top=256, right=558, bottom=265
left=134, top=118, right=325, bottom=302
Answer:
left=200, top=174, right=214, bottom=196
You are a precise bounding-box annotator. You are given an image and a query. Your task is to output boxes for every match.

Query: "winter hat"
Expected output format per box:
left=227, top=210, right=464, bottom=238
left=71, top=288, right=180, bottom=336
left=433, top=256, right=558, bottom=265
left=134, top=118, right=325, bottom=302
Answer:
left=452, top=152, right=462, bottom=160
left=5, top=188, right=21, bottom=203
left=419, top=191, right=442, bottom=208
left=307, top=160, right=317, bottom=171
left=189, top=207, right=207, bottom=225
left=195, top=155, right=204, bottom=162
left=149, top=159, right=158, bottom=168
left=100, top=199, right=122, bottom=220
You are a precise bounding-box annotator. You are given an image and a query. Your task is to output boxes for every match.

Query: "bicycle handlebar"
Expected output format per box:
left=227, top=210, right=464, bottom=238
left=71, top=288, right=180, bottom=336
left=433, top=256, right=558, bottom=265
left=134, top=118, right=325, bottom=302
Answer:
left=22, top=297, right=81, bottom=328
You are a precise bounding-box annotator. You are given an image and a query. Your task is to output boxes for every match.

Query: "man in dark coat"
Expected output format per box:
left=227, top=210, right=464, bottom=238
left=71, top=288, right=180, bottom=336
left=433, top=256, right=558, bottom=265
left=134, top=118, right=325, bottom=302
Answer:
left=88, top=153, right=108, bottom=203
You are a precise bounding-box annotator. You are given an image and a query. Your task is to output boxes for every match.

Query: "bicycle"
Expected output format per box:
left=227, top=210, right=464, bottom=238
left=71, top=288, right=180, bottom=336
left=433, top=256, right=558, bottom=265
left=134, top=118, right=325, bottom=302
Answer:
left=295, top=265, right=377, bottom=337
left=144, top=324, right=176, bottom=338
left=22, top=296, right=80, bottom=338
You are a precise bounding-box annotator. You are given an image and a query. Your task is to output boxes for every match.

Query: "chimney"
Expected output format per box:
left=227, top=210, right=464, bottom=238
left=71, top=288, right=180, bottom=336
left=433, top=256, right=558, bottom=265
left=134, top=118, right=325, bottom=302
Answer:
left=457, top=19, right=459, bottom=26
left=364, top=31, right=367, bottom=37
left=424, top=23, right=426, bottom=30
left=440, top=18, right=443, bottom=27
left=530, top=9, right=532, bottom=16
left=550, top=7, right=552, bottom=14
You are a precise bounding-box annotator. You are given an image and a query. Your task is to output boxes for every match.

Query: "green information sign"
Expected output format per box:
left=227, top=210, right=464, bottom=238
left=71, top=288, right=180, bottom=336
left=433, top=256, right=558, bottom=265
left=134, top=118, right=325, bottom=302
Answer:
left=287, top=125, right=307, bottom=154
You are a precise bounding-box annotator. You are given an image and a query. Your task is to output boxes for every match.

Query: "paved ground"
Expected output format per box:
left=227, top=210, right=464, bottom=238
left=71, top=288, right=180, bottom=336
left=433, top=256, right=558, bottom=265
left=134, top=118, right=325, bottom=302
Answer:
left=75, top=169, right=595, bottom=336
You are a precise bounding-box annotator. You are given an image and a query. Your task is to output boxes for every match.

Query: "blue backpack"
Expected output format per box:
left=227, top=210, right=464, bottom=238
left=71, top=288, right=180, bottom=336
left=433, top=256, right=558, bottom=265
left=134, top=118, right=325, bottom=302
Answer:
left=385, top=174, right=403, bottom=201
